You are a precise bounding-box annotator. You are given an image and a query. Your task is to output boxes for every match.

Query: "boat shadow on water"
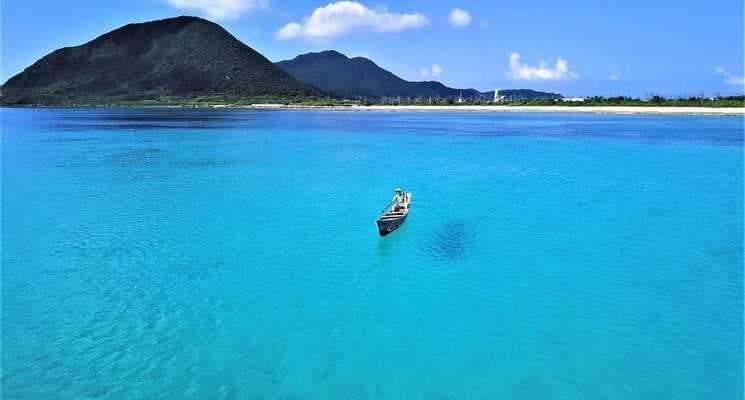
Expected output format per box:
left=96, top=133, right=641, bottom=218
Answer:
left=420, top=219, right=473, bottom=263
left=375, top=216, right=475, bottom=265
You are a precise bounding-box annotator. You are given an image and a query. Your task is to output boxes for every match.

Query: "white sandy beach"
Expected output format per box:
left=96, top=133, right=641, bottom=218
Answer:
left=248, top=104, right=745, bottom=115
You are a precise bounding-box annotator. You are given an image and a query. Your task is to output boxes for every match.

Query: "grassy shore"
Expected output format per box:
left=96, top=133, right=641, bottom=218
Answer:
left=4, top=95, right=743, bottom=115
left=6, top=103, right=743, bottom=115
left=4, top=94, right=743, bottom=109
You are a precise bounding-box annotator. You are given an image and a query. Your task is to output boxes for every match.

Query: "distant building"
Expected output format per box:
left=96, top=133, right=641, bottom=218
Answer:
left=493, top=90, right=506, bottom=102
left=561, top=97, right=586, bottom=102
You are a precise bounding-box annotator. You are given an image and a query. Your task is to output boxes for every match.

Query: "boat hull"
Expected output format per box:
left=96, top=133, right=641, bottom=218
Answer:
left=376, top=213, right=408, bottom=236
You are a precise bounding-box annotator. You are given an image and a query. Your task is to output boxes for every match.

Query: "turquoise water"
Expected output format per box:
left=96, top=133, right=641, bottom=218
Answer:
left=2, top=108, right=742, bottom=399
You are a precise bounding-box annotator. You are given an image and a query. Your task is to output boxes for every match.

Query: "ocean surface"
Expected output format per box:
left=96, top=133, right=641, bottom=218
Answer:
left=2, top=108, right=742, bottom=399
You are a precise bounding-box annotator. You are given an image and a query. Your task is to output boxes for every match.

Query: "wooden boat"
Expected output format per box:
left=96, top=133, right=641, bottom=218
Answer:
left=376, top=188, right=412, bottom=236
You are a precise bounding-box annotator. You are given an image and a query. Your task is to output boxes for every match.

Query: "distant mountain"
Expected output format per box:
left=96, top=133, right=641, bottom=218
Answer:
left=277, top=50, right=484, bottom=99
left=1, top=16, right=315, bottom=105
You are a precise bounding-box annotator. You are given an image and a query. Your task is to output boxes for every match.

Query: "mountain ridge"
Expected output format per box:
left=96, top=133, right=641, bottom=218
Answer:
left=276, top=50, right=485, bottom=100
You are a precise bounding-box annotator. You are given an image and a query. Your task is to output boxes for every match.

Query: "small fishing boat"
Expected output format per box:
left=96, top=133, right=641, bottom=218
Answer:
left=376, top=188, right=412, bottom=236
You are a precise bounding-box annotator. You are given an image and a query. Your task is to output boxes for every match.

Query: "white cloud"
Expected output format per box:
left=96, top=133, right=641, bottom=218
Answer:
left=448, top=8, right=471, bottom=28
left=276, top=22, right=302, bottom=39
left=164, top=0, right=267, bottom=19
left=508, top=52, right=578, bottom=81
left=275, top=1, right=428, bottom=40
left=609, top=74, right=619, bottom=81
left=420, top=64, right=443, bottom=77
left=715, top=66, right=745, bottom=85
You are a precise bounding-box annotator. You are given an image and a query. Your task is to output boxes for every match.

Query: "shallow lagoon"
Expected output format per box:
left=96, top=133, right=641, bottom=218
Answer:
left=2, top=108, right=742, bottom=399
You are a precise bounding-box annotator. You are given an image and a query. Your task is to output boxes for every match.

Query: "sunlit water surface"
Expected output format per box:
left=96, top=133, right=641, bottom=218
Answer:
left=2, top=108, right=742, bottom=399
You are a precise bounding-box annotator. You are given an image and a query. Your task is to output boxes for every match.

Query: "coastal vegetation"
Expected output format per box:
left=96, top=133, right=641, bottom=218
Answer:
left=6, top=95, right=742, bottom=108
left=498, top=95, right=745, bottom=108
left=289, top=95, right=745, bottom=108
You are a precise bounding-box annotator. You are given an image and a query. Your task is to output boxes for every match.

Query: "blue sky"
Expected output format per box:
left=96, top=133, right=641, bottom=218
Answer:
left=2, top=0, right=743, bottom=96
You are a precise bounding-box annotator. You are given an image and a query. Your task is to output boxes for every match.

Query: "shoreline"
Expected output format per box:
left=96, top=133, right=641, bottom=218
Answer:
left=248, top=104, right=745, bottom=115
left=4, top=104, right=744, bottom=115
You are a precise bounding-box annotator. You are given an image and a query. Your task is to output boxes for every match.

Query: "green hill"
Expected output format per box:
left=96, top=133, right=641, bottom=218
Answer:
left=276, top=50, right=485, bottom=100
left=1, top=16, right=315, bottom=105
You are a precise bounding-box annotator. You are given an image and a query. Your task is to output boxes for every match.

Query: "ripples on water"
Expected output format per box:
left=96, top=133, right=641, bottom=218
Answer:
left=2, top=108, right=742, bottom=399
